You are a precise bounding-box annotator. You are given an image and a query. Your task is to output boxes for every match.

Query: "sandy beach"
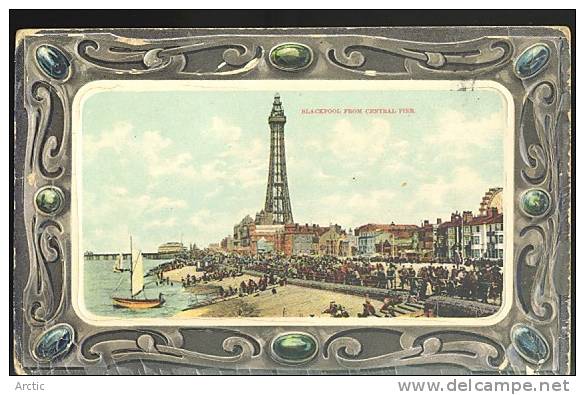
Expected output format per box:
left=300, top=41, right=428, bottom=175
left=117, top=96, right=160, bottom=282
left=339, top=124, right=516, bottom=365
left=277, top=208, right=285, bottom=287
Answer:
left=164, top=266, right=257, bottom=289
left=162, top=266, right=201, bottom=283
left=174, top=282, right=374, bottom=318
left=163, top=266, right=424, bottom=319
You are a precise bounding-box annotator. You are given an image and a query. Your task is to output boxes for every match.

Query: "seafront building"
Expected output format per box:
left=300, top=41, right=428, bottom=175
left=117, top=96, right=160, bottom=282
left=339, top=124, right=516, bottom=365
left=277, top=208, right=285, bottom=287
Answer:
left=468, top=208, right=505, bottom=259
left=285, top=224, right=319, bottom=255
left=353, top=223, right=419, bottom=258
left=417, top=220, right=436, bottom=261
left=317, top=225, right=346, bottom=256
left=223, top=187, right=504, bottom=261
left=157, top=241, right=187, bottom=254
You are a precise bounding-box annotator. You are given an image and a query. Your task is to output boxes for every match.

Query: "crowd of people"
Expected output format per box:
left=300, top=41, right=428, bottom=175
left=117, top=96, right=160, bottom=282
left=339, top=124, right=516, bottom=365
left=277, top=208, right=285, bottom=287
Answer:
left=246, top=255, right=390, bottom=288
left=237, top=274, right=287, bottom=295
left=244, top=255, right=503, bottom=305
left=179, top=269, right=243, bottom=287
left=323, top=294, right=410, bottom=318
left=153, top=251, right=503, bottom=306
left=397, top=262, right=503, bottom=304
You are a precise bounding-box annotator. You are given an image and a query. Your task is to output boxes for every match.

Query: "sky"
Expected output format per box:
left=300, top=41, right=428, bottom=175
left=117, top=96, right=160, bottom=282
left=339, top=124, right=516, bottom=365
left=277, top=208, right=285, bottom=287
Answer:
left=81, top=85, right=508, bottom=253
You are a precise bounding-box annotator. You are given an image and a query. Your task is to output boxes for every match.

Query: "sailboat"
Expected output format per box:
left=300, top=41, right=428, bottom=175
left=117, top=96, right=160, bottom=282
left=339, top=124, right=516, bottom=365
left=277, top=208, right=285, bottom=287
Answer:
left=112, top=253, right=126, bottom=273
left=112, top=238, right=165, bottom=309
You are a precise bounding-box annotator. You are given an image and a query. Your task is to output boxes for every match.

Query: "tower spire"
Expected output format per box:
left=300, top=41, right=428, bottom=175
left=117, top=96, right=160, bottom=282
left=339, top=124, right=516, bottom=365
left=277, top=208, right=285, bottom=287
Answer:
left=271, top=93, right=284, bottom=117
left=263, top=93, right=294, bottom=224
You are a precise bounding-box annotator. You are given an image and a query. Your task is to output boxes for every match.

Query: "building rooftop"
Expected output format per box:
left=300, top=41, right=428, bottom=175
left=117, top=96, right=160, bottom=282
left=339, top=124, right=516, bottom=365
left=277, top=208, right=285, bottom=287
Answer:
left=467, top=212, right=504, bottom=226
left=355, top=223, right=419, bottom=234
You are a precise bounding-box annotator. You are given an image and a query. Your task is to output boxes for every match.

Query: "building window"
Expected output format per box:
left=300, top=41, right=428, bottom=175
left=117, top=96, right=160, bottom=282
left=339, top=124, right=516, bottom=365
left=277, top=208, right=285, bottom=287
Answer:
left=498, top=235, right=504, bottom=244
left=476, top=226, right=480, bottom=232
left=473, top=236, right=480, bottom=244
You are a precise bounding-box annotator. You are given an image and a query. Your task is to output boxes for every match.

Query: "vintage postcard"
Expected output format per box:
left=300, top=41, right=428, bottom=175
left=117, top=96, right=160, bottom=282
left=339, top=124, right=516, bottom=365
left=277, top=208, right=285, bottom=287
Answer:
left=73, top=80, right=513, bottom=325
left=12, top=27, right=572, bottom=375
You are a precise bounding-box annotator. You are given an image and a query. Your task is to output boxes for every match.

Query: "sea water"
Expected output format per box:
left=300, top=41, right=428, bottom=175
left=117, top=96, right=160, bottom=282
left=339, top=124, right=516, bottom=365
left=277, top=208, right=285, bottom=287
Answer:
left=83, top=258, right=201, bottom=319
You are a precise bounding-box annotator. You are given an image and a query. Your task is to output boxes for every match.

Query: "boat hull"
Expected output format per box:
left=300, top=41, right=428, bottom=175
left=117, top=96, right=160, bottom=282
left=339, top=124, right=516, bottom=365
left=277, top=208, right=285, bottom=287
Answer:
left=112, top=297, right=164, bottom=309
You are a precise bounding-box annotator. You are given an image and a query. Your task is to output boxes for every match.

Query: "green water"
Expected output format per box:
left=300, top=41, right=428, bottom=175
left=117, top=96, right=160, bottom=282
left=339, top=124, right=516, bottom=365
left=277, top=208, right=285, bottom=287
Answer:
left=83, top=258, right=198, bottom=319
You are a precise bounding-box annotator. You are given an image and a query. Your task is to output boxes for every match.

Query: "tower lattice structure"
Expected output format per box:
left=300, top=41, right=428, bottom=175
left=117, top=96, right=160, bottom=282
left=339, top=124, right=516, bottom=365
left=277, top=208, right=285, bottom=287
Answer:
left=263, top=93, right=294, bottom=224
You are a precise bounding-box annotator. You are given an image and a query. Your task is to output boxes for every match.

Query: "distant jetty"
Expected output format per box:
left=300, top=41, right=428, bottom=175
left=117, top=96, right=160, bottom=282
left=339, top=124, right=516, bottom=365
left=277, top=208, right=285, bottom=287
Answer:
left=84, top=252, right=179, bottom=261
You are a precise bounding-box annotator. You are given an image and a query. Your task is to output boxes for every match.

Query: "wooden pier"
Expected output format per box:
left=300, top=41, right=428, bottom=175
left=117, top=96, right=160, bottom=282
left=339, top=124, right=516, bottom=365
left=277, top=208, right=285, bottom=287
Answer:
left=84, top=252, right=179, bottom=261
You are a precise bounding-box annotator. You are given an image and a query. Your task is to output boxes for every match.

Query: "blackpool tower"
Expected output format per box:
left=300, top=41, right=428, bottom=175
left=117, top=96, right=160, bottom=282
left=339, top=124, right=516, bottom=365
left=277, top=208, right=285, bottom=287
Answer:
left=263, top=93, right=294, bottom=224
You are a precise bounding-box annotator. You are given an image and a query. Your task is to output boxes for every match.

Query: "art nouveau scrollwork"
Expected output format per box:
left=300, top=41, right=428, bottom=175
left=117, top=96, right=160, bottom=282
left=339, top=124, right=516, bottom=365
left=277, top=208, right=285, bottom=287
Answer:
left=517, top=40, right=570, bottom=328
left=327, top=36, right=513, bottom=76
left=78, top=328, right=263, bottom=370
left=77, top=37, right=263, bottom=75
left=23, top=78, right=69, bottom=328
left=14, top=28, right=571, bottom=374
left=324, top=329, right=503, bottom=372
left=329, top=337, right=500, bottom=372
left=29, top=81, right=69, bottom=179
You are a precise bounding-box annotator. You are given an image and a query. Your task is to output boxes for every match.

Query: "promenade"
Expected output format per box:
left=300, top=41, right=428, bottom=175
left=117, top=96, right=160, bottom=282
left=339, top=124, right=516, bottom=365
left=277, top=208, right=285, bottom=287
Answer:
left=156, top=254, right=500, bottom=318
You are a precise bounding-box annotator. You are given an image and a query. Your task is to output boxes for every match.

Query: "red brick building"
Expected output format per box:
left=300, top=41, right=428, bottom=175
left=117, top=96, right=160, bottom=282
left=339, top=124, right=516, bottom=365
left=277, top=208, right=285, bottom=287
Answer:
left=246, top=223, right=330, bottom=255
left=282, top=223, right=329, bottom=256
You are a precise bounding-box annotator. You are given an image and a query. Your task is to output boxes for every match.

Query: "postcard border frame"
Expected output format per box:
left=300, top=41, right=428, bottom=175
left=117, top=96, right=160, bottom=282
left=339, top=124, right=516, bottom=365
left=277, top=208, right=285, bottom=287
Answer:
left=70, top=79, right=516, bottom=329
left=13, top=27, right=571, bottom=375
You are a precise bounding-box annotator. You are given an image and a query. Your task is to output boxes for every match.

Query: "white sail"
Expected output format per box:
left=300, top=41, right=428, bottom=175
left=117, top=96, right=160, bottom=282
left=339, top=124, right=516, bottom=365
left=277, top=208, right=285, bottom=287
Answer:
left=131, top=250, right=144, bottom=296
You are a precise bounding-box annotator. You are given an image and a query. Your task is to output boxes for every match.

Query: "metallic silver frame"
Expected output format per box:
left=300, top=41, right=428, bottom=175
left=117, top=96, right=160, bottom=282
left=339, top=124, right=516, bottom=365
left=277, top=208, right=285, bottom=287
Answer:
left=13, top=27, right=571, bottom=375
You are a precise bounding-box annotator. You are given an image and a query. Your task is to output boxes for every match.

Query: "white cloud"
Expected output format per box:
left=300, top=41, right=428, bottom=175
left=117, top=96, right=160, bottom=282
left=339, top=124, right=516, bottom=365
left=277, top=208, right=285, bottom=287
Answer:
left=314, top=168, right=336, bottom=181
left=84, top=122, right=199, bottom=180
left=414, top=166, right=494, bottom=210
left=189, top=209, right=212, bottom=227
left=83, top=121, right=133, bottom=160
left=83, top=189, right=188, bottom=251
left=110, top=186, right=128, bottom=197
left=204, top=186, right=223, bottom=199
left=320, top=189, right=396, bottom=212
left=145, top=217, right=177, bottom=229
left=304, top=188, right=396, bottom=228
left=141, top=131, right=198, bottom=179
left=423, top=110, right=506, bottom=160
left=84, top=223, right=131, bottom=253
left=383, top=160, right=411, bottom=175
left=188, top=208, right=255, bottom=246
left=85, top=118, right=266, bottom=197
left=203, top=116, right=242, bottom=142
left=327, top=118, right=409, bottom=163
left=85, top=188, right=186, bottom=224
left=219, top=137, right=267, bottom=188
left=144, top=196, right=187, bottom=212
left=191, top=117, right=268, bottom=189
left=198, top=160, right=229, bottom=182
left=304, top=138, right=324, bottom=152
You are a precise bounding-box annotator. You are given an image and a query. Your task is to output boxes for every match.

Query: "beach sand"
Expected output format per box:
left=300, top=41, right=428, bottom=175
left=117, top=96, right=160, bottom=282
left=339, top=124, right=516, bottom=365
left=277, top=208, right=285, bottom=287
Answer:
left=162, top=266, right=201, bottom=283
left=175, top=282, right=383, bottom=318
left=165, top=267, right=424, bottom=319
left=164, top=267, right=258, bottom=290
